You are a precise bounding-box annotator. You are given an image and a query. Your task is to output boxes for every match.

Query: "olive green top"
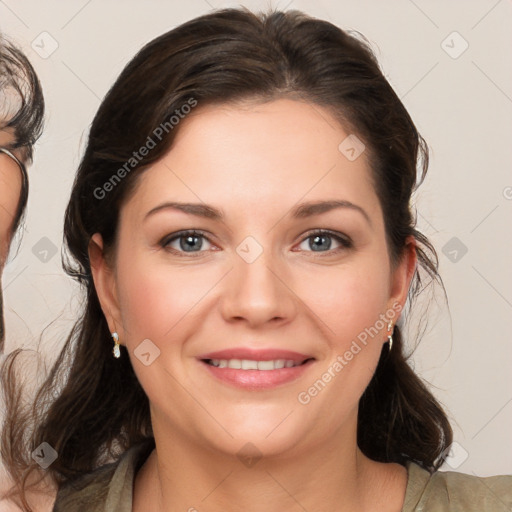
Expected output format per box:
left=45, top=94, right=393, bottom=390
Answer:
left=53, top=440, right=512, bottom=511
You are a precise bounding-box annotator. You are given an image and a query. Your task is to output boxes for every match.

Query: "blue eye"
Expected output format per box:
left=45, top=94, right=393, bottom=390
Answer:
left=298, top=230, right=352, bottom=253
left=160, top=229, right=352, bottom=256
left=161, top=230, right=212, bottom=253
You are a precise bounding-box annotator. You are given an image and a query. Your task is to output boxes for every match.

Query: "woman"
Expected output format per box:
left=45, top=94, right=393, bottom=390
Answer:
left=1, top=8, right=511, bottom=512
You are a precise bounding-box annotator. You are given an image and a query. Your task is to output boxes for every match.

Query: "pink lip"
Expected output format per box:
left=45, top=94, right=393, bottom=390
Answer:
left=197, top=348, right=313, bottom=363
left=197, top=348, right=316, bottom=390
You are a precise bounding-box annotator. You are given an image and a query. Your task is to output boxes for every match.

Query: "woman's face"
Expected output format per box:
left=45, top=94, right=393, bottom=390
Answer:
left=92, top=98, right=415, bottom=458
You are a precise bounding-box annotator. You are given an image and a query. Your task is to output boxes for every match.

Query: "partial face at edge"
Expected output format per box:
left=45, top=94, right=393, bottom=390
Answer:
left=0, top=127, right=23, bottom=343
left=91, top=98, right=415, bottom=457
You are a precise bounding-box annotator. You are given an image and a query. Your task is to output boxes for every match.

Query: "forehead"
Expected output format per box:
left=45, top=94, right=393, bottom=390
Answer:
left=124, top=98, right=381, bottom=224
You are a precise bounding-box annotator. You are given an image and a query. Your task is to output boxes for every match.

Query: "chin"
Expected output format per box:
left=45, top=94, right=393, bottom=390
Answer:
left=206, top=411, right=310, bottom=459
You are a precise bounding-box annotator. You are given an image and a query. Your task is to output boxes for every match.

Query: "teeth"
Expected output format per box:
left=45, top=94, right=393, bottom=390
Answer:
left=207, top=358, right=302, bottom=370
left=258, top=360, right=276, bottom=370
left=242, top=359, right=258, bottom=370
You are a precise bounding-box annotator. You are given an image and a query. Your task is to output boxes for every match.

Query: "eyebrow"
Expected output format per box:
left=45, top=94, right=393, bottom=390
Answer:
left=145, top=199, right=371, bottom=225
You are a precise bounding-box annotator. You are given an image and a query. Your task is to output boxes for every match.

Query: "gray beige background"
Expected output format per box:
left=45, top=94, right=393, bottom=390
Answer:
left=1, top=0, right=511, bottom=477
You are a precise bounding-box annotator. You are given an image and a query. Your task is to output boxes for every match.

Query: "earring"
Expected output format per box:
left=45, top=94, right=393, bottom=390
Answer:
left=112, top=332, right=121, bottom=358
left=387, top=321, right=393, bottom=352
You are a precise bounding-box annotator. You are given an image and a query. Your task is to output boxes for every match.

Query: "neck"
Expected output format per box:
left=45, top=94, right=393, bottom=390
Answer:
left=134, top=417, right=407, bottom=512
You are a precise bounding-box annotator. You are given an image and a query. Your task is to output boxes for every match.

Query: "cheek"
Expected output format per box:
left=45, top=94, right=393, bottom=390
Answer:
left=294, top=260, right=390, bottom=348
left=116, top=254, right=215, bottom=345
left=293, top=259, right=390, bottom=404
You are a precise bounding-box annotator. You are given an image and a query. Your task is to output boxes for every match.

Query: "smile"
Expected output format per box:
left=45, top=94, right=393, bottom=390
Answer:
left=199, top=358, right=315, bottom=389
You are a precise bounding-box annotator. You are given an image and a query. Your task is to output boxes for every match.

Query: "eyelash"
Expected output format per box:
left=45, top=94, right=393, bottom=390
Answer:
left=159, top=229, right=353, bottom=257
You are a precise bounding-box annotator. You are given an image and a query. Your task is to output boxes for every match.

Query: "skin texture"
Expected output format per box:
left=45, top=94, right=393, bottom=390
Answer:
left=0, top=128, right=21, bottom=269
left=90, top=99, right=417, bottom=512
left=0, top=128, right=22, bottom=349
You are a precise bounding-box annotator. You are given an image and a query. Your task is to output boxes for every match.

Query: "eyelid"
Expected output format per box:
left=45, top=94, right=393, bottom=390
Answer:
left=160, top=228, right=352, bottom=256
left=295, top=228, right=353, bottom=254
left=301, top=228, right=352, bottom=245
left=160, top=229, right=215, bottom=251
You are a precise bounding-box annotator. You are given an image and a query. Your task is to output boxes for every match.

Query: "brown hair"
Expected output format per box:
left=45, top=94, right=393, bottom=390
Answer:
left=0, top=8, right=451, bottom=510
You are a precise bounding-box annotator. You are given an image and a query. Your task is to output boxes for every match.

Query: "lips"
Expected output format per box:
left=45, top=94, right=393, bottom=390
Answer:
left=196, top=347, right=316, bottom=390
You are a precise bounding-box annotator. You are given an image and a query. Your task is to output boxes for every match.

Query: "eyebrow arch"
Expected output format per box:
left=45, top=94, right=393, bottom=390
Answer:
left=291, top=200, right=371, bottom=225
left=145, top=199, right=371, bottom=225
left=145, top=202, right=223, bottom=221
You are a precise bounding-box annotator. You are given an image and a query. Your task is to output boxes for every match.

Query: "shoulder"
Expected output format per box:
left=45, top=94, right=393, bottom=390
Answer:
left=403, top=461, right=512, bottom=512
left=52, top=439, right=154, bottom=512
left=52, top=460, right=117, bottom=512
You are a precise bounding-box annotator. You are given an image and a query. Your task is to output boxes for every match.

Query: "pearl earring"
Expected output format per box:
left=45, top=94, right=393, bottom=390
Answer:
left=112, top=332, right=121, bottom=358
left=387, top=321, right=393, bottom=352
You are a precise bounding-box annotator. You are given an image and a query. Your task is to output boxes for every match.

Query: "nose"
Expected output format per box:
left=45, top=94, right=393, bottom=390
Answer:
left=219, top=243, right=297, bottom=328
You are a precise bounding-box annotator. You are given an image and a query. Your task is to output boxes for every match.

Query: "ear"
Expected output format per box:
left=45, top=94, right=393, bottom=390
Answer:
left=89, top=233, right=124, bottom=342
left=387, top=235, right=417, bottom=322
